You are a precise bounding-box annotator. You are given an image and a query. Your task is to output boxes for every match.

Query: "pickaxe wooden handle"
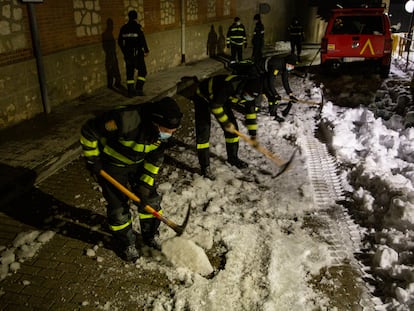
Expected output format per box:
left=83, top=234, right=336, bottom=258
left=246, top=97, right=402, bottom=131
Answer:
left=100, top=170, right=190, bottom=236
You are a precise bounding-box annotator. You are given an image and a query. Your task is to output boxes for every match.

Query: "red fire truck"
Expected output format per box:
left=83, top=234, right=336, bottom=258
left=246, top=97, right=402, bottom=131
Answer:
left=320, top=5, right=392, bottom=78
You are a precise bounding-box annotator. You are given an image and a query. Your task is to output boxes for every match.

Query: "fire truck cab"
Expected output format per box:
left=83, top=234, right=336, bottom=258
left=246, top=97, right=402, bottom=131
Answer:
left=320, top=5, right=392, bottom=78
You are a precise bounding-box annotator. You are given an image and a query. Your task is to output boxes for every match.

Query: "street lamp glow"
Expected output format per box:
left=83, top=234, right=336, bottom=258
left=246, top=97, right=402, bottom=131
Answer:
left=405, top=0, right=414, bottom=13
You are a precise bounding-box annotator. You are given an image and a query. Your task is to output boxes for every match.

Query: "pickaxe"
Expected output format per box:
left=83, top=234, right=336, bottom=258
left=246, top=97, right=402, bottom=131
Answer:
left=100, top=170, right=190, bottom=236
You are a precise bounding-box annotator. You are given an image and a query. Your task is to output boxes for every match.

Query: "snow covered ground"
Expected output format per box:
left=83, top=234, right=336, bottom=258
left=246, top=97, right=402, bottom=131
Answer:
left=0, top=55, right=413, bottom=310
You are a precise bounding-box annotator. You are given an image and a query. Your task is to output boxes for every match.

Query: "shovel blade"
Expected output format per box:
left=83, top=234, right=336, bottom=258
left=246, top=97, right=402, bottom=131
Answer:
left=274, top=148, right=297, bottom=178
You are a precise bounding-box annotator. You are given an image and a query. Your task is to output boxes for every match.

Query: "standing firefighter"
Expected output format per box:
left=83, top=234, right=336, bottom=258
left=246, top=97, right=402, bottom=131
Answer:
left=226, top=17, right=247, bottom=63
left=188, top=75, right=262, bottom=180
left=288, top=17, right=304, bottom=62
left=118, top=10, right=149, bottom=97
left=252, top=14, right=265, bottom=61
left=80, top=97, right=182, bottom=262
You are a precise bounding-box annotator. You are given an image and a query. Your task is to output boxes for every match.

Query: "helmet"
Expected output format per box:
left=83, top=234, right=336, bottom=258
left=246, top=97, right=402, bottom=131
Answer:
left=254, top=14, right=260, bottom=21
left=243, top=78, right=262, bottom=97
left=128, top=10, right=138, bottom=20
left=150, top=97, right=183, bottom=129
left=234, top=17, right=240, bottom=22
left=285, top=54, right=297, bottom=65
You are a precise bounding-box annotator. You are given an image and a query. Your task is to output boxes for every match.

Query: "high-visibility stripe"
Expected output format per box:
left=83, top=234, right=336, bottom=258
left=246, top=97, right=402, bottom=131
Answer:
left=83, top=149, right=100, bottom=157
left=247, top=124, right=258, bottom=130
left=80, top=136, right=98, bottom=148
left=197, top=142, right=209, bottom=149
left=140, top=174, right=154, bottom=186
left=225, top=75, right=237, bottom=81
left=137, top=76, right=146, bottom=81
left=103, top=145, right=136, bottom=165
left=218, top=115, right=228, bottom=123
left=108, top=218, right=133, bottom=231
left=139, top=209, right=163, bottom=220
left=144, top=162, right=159, bottom=175
left=212, top=107, right=224, bottom=114
left=225, top=137, right=239, bottom=143
left=127, top=80, right=135, bottom=84
left=246, top=113, right=256, bottom=119
left=119, top=140, right=159, bottom=153
left=122, top=33, right=139, bottom=38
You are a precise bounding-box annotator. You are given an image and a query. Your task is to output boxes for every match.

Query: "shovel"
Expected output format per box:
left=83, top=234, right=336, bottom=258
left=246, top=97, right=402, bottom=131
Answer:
left=100, top=170, right=190, bottom=236
left=230, top=128, right=297, bottom=176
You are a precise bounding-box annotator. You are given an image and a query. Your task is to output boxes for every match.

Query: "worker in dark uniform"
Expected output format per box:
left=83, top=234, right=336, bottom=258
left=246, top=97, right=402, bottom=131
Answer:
left=257, top=54, right=298, bottom=122
left=191, top=75, right=262, bottom=180
left=252, top=14, right=265, bottom=61
left=118, top=10, right=149, bottom=97
left=226, top=17, right=247, bottom=63
left=288, top=17, right=304, bottom=62
left=80, top=97, right=182, bottom=262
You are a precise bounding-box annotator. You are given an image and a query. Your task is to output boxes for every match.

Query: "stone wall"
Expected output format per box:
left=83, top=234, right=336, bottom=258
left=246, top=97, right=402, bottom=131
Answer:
left=0, top=0, right=328, bottom=129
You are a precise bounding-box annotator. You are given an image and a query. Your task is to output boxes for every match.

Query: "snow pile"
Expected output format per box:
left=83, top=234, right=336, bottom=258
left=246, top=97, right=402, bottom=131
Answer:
left=0, top=230, right=55, bottom=280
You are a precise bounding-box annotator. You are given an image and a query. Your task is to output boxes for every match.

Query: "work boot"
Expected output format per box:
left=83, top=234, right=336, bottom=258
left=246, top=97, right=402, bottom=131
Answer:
left=274, top=112, right=285, bottom=122
left=127, top=84, right=137, bottom=97
left=143, top=235, right=162, bottom=251
left=228, top=157, right=248, bottom=169
left=268, top=103, right=276, bottom=116
left=121, top=245, right=140, bottom=262
left=135, top=80, right=144, bottom=96
left=201, top=166, right=216, bottom=180
left=282, top=102, right=293, bottom=117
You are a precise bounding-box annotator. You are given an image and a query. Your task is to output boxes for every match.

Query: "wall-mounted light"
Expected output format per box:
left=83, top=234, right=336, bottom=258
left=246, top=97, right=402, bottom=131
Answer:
left=405, top=0, right=414, bottom=13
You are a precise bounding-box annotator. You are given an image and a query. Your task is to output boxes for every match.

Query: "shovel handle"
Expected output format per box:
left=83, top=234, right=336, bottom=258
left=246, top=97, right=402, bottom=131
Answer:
left=281, top=97, right=321, bottom=106
left=232, top=129, right=284, bottom=167
left=99, top=169, right=185, bottom=234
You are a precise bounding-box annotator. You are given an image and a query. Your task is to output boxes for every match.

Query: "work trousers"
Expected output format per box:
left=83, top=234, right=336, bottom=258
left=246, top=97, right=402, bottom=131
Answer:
left=194, top=96, right=239, bottom=169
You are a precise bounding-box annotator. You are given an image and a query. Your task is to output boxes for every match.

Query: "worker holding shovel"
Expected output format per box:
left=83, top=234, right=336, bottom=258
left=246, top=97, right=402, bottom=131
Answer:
left=80, top=97, right=183, bottom=262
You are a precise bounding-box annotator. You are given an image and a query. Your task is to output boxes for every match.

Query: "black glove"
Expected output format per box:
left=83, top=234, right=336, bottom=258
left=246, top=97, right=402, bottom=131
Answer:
left=289, top=94, right=298, bottom=103
left=86, top=158, right=102, bottom=175
left=274, top=95, right=281, bottom=103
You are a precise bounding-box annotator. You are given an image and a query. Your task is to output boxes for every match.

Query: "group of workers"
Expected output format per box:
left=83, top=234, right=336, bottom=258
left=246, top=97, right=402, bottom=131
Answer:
left=80, top=11, right=303, bottom=262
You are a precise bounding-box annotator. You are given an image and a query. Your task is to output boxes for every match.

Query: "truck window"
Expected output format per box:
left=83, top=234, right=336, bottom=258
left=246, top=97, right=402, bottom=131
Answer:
left=330, top=15, right=384, bottom=35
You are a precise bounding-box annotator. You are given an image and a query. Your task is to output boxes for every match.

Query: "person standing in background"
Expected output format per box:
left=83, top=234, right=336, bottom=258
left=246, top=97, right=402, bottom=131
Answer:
left=118, top=10, right=149, bottom=97
left=252, top=14, right=264, bottom=61
left=288, top=17, right=304, bottom=63
left=226, top=17, right=247, bottom=63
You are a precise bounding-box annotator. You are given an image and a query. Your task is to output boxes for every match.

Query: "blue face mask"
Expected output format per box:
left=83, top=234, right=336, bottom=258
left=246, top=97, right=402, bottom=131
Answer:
left=159, top=131, right=172, bottom=141
left=244, top=93, right=256, bottom=101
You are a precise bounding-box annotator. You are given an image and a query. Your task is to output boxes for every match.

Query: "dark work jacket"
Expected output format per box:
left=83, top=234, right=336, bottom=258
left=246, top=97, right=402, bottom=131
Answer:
left=252, top=21, right=264, bottom=46
left=80, top=104, right=164, bottom=190
left=257, top=56, right=292, bottom=97
left=118, top=20, right=149, bottom=58
left=226, top=23, right=247, bottom=46
left=195, top=75, right=257, bottom=137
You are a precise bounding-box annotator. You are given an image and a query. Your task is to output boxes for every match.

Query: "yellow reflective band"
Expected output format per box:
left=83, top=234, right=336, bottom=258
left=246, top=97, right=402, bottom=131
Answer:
left=103, top=145, right=135, bottom=165
left=197, top=142, right=209, bottom=149
left=225, top=137, right=239, bottom=143
left=127, top=80, right=135, bottom=84
left=137, top=76, right=146, bottom=81
left=144, top=162, right=160, bottom=174
left=246, top=113, right=256, bottom=119
left=230, top=97, right=238, bottom=103
left=225, top=75, right=237, bottom=81
left=140, top=174, right=154, bottom=186
left=247, top=124, right=258, bottom=130
left=218, top=115, right=228, bottom=123
left=273, top=69, right=279, bottom=75
left=139, top=209, right=163, bottom=220
left=212, top=107, right=224, bottom=114
left=119, top=140, right=159, bottom=153
left=80, top=136, right=98, bottom=148
left=83, top=149, right=100, bottom=157
left=108, top=218, right=133, bottom=232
